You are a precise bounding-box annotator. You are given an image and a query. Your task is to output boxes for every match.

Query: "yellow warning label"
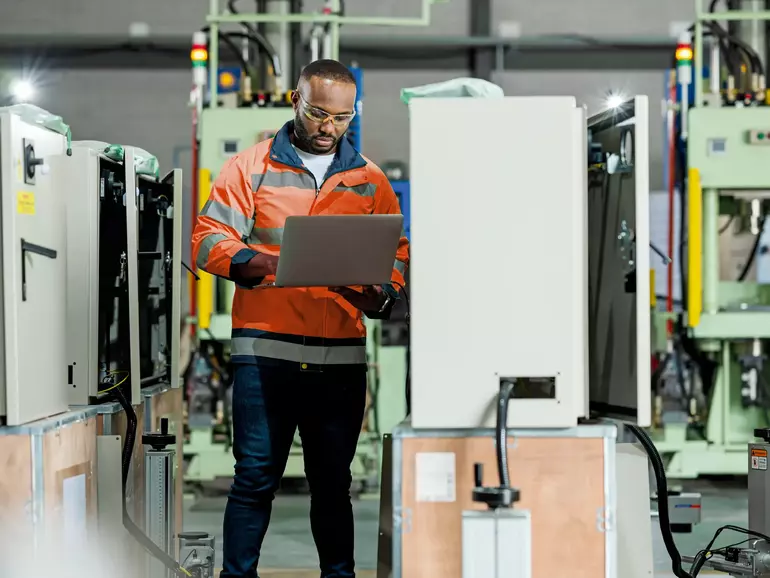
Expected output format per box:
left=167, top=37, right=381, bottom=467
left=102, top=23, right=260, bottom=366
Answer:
left=752, top=448, right=768, bottom=458
left=16, top=191, right=35, bottom=215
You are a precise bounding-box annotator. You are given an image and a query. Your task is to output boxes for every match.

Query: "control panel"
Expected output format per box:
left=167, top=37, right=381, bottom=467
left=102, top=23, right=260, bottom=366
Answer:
left=748, top=129, right=770, bottom=144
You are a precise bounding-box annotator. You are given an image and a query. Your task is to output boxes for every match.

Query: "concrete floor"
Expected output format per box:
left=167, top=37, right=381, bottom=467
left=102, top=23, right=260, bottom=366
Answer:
left=183, top=478, right=747, bottom=577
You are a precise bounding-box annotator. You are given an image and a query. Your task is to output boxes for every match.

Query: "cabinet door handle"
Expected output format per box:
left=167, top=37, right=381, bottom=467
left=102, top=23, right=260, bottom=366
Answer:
left=20, top=239, right=58, bottom=302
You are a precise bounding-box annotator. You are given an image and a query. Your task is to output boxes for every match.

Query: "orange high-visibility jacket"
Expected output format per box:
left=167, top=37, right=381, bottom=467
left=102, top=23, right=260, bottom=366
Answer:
left=192, top=121, right=410, bottom=368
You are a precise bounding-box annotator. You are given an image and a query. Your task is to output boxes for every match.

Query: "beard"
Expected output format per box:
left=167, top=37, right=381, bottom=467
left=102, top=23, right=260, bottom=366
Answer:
left=294, top=113, right=339, bottom=154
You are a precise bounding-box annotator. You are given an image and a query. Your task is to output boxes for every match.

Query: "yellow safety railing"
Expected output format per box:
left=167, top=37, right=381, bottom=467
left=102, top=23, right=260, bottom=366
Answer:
left=687, top=168, right=703, bottom=327
left=196, top=168, right=214, bottom=330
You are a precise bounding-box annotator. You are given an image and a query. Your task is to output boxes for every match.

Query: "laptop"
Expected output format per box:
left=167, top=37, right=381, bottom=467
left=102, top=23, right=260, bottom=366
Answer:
left=273, top=214, right=404, bottom=288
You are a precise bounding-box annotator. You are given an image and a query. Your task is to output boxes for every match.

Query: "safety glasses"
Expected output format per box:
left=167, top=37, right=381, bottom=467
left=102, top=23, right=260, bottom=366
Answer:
left=298, top=93, right=356, bottom=126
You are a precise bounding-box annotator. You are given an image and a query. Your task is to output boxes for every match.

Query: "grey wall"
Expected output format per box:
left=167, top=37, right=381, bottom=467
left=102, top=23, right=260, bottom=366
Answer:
left=2, top=0, right=695, bottom=176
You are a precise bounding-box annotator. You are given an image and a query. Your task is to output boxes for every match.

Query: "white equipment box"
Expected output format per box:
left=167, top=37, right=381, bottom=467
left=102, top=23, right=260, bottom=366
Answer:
left=51, top=143, right=183, bottom=406
left=408, top=95, right=652, bottom=429
left=409, top=96, right=589, bottom=429
left=0, top=108, right=69, bottom=425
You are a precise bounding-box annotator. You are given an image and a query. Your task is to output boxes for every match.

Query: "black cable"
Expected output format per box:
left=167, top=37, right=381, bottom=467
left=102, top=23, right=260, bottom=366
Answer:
left=627, top=423, right=770, bottom=577
left=220, top=30, right=283, bottom=78
left=496, top=380, right=516, bottom=488
left=719, top=214, right=734, bottom=235
left=625, top=424, right=692, bottom=578
left=707, top=0, right=764, bottom=76
left=111, top=387, right=191, bottom=578
left=392, top=281, right=410, bottom=416
left=737, top=217, right=765, bottom=281
left=199, top=27, right=256, bottom=79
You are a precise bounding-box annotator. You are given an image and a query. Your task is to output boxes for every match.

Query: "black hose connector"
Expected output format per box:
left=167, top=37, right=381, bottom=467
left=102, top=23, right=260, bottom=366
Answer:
left=471, top=379, right=520, bottom=510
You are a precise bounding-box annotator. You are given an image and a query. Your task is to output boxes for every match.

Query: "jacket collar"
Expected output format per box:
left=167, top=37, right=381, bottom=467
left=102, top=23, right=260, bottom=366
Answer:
left=268, top=120, right=367, bottom=177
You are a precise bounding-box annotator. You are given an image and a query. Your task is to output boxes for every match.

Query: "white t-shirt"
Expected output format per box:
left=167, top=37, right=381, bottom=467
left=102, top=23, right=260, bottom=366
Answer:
left=293, top=145, right=335, bottom=191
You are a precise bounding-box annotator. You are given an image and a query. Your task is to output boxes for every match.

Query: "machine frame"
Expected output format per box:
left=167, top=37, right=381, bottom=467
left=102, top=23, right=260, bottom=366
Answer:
left=651, top=1, right=770, bottom=478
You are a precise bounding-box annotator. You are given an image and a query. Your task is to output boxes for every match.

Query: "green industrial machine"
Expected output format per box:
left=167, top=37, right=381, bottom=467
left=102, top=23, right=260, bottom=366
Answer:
left=651, top=0, right=770, bottom=478
left=184, top=0, right=441, bottom=489
left=197, top=107, right=294, bottom=342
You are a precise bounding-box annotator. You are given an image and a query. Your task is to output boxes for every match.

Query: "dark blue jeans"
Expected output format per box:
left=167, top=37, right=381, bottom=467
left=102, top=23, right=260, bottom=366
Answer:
left=221, top=363, right=367, bottom=578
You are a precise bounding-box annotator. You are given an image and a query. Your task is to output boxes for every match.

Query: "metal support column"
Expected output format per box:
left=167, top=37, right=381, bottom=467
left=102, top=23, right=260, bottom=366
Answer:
left=266, top=0, right=293, bottom=93
left=703, top=187, right=720, bottom=315
left=469, top=0, right=494, bottom=80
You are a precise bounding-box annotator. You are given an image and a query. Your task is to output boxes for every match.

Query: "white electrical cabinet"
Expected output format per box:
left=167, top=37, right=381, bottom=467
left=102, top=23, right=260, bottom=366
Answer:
left=0, top=108, right=69, bottom=425
left=408, top=95, right=652, bottom=429
left=51, top=144, right=183, bottom=406
left=409, top=96, right=589, bottom=429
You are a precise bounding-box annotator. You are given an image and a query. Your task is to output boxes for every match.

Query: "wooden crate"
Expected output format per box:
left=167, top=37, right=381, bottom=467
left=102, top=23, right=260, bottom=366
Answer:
left=377, top=423, right=618, bottom=578
left=0, top=408, right=99, bottom=542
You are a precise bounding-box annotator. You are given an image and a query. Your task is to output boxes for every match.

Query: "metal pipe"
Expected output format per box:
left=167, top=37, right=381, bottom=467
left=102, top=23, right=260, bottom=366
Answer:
left=141, top=373, right=168, bottom=387
left=703, top=188, right=720, bottom=314
left=698, top=9, right=770, bottom=20
left=666, top=69, right=677, bottom=336
left=328, top=0, right=341, bottom=60
left=695, top=21, right=704, bottom=106
left=266, top=0, right=292, bottom=93
left=209, top=0, right=220, bottom=109
left=289, top=0, right=304, bottom=83
left=709, top=36, right=721, bottom=94
left=681, top=554, right=753, bottom=574
left=208, top=0, right=435, bottom=26
left=310, top=29, right=321, bottom=62
left=740, top=0, right=767, bottom=81
left=323, top=29, right=333, bottom=59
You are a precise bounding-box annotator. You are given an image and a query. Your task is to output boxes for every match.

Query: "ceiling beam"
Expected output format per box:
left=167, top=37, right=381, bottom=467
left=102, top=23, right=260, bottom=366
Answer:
left=0, top=34, right=677, bottom=72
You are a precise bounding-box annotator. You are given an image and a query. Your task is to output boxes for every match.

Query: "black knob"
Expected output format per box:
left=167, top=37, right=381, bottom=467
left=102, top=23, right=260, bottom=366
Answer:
left=474, top=463, right=483, bottom=487
left=161, top=418, right=169, bottom=435
left=754, top=428, right=770, bottom=442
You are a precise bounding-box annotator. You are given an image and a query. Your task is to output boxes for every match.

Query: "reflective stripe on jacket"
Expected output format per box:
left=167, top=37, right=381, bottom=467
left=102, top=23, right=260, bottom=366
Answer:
left=192, top=121, right=410, bottom=367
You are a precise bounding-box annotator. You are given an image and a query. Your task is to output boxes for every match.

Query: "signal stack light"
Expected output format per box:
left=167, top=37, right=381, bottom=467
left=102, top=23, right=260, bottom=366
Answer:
left=675, top=32, right=693, bottom=90
left=191, top=31, right=208, bottom=88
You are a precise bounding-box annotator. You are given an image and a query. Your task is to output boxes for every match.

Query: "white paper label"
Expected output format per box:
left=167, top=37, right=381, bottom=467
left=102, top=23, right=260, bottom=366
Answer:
left=415, top=452, right=456, bottom=503
left=752, top=456, right=768, bottom=471
left=62, top=474, right=88, bottom=546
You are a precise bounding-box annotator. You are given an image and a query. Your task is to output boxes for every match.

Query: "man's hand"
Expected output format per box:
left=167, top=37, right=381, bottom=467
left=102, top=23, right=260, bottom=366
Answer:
left=330, top=285, right=385, bottom=312
left=232, top=253, right=279, bottom=280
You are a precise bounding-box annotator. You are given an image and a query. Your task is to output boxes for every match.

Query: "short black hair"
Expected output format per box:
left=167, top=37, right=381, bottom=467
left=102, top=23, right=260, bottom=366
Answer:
left=299, top=59, right=356, bottom=85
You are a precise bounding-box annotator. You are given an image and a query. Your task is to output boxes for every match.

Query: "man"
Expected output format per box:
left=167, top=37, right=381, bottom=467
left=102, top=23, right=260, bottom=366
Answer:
left=192, top=59, right=409, bottom=578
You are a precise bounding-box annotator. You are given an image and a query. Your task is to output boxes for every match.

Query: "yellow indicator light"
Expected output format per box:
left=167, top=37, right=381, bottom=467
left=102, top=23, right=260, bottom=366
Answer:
left=219, top=71, right=236, bottom=88
left=675, top=46, right=693, bottom=61
left=191, top=47, right=208, bottom=62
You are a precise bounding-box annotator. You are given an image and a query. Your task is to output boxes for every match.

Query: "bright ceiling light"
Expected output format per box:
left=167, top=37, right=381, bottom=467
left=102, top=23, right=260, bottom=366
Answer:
left=10, top=79, right=35, bottom=102
left=606, top=93, right=625, bottom=109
